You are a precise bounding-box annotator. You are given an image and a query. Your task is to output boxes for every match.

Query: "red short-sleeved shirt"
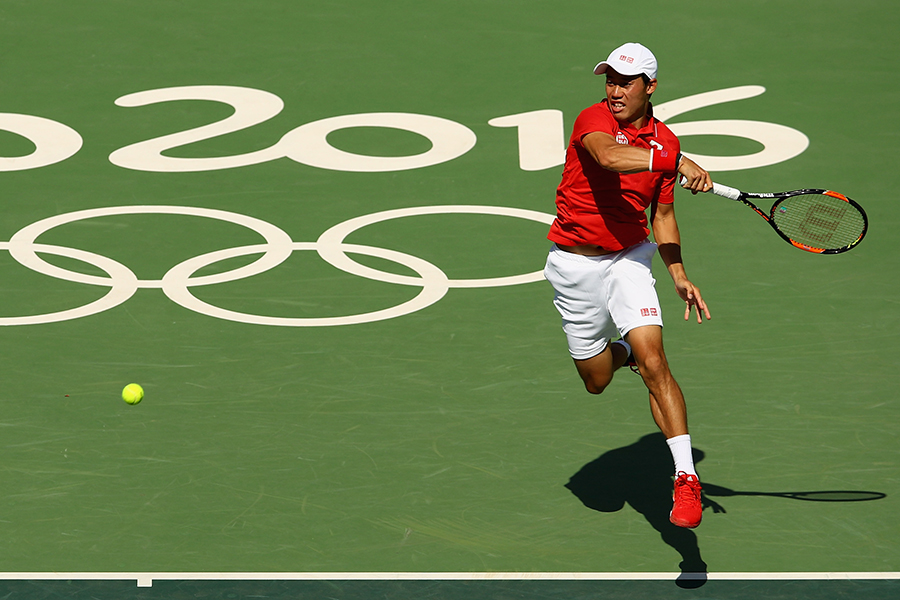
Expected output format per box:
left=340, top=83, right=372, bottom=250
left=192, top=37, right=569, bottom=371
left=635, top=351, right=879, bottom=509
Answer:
left=548, top=100, right=680, bottom=251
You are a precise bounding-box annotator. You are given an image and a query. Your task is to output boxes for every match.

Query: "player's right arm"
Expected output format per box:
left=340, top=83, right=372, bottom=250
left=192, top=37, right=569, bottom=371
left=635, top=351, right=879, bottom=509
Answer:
left=581, top=131, right=652, bottom=173
left=581, top=132, right=712, bottom=193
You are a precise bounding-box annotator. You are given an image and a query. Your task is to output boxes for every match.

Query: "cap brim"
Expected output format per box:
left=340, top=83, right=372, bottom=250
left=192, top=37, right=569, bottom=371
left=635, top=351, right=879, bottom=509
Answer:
left=593, top=61, right=645, bottom=77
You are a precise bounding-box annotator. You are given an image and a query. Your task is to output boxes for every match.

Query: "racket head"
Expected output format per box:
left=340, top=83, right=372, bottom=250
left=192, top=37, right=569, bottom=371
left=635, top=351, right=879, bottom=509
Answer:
left=768, top=190, right=868, bottom=254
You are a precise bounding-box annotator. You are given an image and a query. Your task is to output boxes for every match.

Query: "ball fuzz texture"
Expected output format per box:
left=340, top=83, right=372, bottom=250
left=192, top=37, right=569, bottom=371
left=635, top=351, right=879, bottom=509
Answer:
left=122, top=383, right=144, bottom=405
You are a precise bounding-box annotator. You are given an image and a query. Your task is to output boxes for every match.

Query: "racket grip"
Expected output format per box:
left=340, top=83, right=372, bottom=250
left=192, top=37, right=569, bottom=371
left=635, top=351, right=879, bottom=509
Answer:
left=711, top=182, right=741, bottom=200
left=679, top=175, right=742, bottom=200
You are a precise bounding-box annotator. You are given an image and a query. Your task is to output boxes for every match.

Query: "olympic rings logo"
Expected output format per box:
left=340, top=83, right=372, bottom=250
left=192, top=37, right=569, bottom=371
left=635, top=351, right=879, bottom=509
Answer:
left=0, top=205, right=554, bottom=327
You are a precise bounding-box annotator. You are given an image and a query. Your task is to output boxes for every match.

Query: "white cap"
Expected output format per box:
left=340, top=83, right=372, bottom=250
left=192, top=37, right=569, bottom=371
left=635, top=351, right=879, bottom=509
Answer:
left=593, top=42, right=658, bottom=80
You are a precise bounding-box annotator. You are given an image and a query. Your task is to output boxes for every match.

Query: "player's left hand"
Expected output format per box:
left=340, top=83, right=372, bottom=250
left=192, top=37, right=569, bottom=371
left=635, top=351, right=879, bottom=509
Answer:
left=675, top=279, right=711, bottom=323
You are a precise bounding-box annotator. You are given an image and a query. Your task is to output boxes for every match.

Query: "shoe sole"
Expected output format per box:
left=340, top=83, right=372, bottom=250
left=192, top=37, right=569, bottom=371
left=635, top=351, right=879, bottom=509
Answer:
left=669, top=511, right=700, bottom=529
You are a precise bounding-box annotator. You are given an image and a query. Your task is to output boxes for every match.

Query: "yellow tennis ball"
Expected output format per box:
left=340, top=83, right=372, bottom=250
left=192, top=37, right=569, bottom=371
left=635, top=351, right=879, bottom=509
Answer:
left=122, top=383, right=144, bottom=405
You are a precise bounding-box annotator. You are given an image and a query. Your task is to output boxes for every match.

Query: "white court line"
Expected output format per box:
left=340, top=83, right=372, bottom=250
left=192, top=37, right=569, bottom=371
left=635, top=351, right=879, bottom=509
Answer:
left=0, top=572, right=897, bottom=588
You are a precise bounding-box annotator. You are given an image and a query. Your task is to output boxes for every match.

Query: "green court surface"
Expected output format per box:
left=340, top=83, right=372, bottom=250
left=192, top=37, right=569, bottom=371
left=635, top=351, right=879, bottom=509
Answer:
left=0, top=0, right=898, bottom=597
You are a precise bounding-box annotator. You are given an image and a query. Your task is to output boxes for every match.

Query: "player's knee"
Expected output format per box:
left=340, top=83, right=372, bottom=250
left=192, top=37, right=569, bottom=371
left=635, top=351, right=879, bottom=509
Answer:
left=575, top=354, right=614, bottom=395
left=639, top=352, right=667, bottom=376
left=584, top=382, right=608, bottom=395
left=635, top=351, right=672, bottom=386
left=583, top=374, right=612, bottom=395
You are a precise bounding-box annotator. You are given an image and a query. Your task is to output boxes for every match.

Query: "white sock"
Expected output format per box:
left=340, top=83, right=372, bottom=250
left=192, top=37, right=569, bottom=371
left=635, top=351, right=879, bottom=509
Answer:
left=666, top=434, right=697, bottom=476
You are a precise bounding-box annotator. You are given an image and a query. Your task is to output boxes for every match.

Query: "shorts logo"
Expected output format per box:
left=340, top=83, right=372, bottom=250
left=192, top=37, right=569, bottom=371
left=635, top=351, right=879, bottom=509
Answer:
left=616, top=131, right=628, bottom=145
left=640, top=308, right=658, bottom=317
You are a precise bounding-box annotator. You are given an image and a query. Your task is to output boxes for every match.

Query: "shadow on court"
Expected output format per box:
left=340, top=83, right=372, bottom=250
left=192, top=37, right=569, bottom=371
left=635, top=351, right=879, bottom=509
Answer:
left=565, top=433, right=887, bottom=589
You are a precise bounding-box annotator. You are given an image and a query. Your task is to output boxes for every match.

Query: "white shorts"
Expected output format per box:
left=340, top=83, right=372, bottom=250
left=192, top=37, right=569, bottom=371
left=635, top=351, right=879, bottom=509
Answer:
left=544, top=240, right=664, bottom=360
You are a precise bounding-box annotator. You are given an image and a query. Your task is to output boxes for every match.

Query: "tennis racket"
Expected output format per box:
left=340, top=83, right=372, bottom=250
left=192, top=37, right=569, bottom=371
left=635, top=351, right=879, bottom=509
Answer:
left=682, top=178, right=868, bottom=254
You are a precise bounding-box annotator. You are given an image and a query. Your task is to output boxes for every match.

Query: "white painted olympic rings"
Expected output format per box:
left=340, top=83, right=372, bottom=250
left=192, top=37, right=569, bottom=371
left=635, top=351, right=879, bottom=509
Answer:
left=0, top=205, right=554, bottom=327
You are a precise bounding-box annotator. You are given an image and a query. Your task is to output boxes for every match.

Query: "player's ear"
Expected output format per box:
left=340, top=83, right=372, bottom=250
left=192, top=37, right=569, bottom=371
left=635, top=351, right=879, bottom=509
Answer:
left=645, top=78, right=658, bottom=95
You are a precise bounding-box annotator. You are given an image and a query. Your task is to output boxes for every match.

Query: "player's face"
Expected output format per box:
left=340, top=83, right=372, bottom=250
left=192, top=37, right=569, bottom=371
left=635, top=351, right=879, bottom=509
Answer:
left=605, top=69, right=657, bottom=127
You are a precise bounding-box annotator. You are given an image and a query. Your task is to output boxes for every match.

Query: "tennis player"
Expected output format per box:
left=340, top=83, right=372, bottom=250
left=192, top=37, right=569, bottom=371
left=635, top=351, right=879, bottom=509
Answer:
left=544, top=42, right=712, bottom=528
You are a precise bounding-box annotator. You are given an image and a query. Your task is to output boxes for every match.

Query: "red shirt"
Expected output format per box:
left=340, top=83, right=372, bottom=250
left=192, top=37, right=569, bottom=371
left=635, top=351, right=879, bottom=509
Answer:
left=548, top=100, right=680, bottom=251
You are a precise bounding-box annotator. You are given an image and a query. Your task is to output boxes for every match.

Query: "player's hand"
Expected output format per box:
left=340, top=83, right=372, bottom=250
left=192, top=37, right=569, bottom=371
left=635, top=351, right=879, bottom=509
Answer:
left=675, top=278, right=711, bottom=323
left=677, top=156, right=712, bottom=195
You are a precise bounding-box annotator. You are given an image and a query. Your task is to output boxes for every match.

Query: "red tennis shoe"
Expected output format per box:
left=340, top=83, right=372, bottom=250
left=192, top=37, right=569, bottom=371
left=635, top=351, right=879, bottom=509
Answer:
left=670, top=472, right=703, bottom=529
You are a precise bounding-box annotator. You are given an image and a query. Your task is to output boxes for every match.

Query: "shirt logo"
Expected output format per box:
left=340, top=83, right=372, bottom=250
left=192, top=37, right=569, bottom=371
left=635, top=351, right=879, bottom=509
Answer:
left=615, top=131, right=628, bottom=145
left=649, top=140, right=664, bottom=150
left=640, top=308, right=658, bottom=317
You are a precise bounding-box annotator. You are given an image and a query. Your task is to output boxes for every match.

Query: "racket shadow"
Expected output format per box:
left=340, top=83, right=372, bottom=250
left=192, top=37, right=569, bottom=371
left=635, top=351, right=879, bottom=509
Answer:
left=703, top=486, right=887, bottom=503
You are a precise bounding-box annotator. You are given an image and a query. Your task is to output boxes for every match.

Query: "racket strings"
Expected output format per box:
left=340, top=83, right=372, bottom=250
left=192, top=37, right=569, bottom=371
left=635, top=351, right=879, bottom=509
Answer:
left=771, top=193, right=866, bottom=250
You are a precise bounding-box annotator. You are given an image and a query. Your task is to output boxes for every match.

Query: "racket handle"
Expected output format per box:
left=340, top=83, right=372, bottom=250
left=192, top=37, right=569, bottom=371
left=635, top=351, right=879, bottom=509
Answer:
left=711, top=182, right=741, bottom=200
left=679, top=175, right=741, bottom=200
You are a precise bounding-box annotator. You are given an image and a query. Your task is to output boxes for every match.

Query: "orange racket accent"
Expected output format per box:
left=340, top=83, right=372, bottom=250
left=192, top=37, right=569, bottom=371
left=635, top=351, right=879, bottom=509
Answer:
left=824, top=190, right=848, bottom=201
left=790, top=239, right=825, bottom=253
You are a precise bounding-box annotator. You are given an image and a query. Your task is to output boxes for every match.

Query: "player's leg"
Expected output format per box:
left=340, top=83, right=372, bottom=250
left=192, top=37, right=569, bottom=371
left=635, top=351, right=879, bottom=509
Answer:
left=626, top=327, right=703, bottom=528
left=545, top=246, right=622, bottom=394
left=627, top=325, right=698, bottom=471
left=626, top=325, right=688, bottom=438
left=609, top=248, right=703, bottom=528
left=573, top=340, right=631, bottom=394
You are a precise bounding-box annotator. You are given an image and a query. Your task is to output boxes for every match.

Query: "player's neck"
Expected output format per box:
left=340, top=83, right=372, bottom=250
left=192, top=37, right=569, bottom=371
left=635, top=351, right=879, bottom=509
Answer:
left=613, top=102, right=651, bottom=130
left=630, top=114, right=648, bottom=129
left=628, top=103, right=651, bottom=129
left=616, top=115, right=646, bottom=130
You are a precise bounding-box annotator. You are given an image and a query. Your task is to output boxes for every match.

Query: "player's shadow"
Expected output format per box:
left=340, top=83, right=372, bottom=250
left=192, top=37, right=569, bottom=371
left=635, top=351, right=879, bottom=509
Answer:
left=566, top=433, right=709, bottom=588
left=566, top=433, right=888, bottom=589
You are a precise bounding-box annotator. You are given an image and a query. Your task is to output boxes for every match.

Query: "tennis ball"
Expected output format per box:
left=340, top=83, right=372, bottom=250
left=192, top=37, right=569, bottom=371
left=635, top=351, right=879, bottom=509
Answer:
left=122, top=383, right=144, bottom=405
